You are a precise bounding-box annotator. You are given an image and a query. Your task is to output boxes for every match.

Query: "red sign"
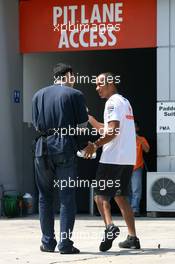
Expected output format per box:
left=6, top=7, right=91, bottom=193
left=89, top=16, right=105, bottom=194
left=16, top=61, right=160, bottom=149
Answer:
left=19, top=0, right=157, bottom=53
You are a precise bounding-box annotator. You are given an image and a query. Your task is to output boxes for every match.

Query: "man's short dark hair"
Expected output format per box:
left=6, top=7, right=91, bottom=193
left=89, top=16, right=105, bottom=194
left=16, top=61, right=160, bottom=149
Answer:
left=100, top=72, right=116, bottom=85
left=53, top=63, right=73, bottom=80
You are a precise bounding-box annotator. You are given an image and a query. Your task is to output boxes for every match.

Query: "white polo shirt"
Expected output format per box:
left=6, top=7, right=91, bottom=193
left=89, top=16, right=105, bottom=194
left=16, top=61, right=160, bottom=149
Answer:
left=99, top=94, right=136, bottom=165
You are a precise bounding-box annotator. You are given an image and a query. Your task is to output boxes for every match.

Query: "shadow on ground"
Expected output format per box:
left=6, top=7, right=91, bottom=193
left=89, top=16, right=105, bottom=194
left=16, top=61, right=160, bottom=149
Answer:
left=43, top=248, right=175, bottom=264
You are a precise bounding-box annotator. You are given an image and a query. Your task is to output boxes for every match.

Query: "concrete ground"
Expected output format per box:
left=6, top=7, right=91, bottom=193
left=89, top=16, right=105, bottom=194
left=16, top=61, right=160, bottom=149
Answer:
left=0, top=215, right=175, bottom=264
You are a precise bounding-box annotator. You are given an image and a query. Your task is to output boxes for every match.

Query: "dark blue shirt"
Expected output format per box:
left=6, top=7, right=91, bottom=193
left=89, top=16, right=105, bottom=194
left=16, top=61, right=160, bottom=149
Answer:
left=32, top=85, right=88, bottom=157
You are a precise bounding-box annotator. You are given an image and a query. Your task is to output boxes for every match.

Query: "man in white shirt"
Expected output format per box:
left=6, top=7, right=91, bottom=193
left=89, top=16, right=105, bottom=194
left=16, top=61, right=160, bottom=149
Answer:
left=84, top=72, right=141, bottom=252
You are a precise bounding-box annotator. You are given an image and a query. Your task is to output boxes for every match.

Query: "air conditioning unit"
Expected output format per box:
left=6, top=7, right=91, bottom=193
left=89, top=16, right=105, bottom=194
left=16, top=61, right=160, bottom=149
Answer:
left=147, top=172, right=175, bottom=212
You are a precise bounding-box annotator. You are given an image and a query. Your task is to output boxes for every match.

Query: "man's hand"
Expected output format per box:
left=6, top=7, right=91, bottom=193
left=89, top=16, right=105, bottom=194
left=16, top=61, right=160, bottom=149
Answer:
left=83, top=141, right=97, bottom=159
left=88, top=115, right=104, bottom=131
left=137, top=135, right=150, bottom=153
left=137, top=136, right=144, bottom=144
left=88, top=115, right=94, bottom=124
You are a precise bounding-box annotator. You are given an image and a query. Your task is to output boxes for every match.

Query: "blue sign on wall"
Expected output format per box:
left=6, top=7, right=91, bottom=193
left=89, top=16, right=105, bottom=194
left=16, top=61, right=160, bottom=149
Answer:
left=13, top=90, right=20, bottom=103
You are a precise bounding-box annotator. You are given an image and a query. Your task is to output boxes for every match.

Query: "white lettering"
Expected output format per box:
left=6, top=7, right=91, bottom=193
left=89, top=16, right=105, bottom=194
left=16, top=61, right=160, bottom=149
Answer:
left=58, top=31, right=69, bottom=48
left=103, top=3, right=114, bottom=22
left=115, top=3, right=123, bottom=22
left=81, top=5, right=89, bottom=23
left=69, top=30, right=79, bottom=48
left=90, top=4, right=101, bottom=23
left=79, top=29, right=89, bottom=47
left=53, top=7, right=62, bottom=25
left=108, top=30, right=117, bottom=46
left=69, top=5, right=78, bottom=24
left=90, top=29, right=98, bottom=47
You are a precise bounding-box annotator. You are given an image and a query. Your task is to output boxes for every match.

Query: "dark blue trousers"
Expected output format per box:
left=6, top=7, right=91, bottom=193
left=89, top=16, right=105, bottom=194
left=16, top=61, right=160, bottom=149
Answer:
left=35, top=154, right=77, bottom=251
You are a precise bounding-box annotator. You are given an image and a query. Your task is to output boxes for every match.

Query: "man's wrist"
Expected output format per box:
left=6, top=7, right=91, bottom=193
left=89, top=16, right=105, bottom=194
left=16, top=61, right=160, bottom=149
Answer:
left=93, top=142, right=99, bottom=150
left=94, top=141, right=101, bottom=149
left=88, top=115, right=94, bottom=122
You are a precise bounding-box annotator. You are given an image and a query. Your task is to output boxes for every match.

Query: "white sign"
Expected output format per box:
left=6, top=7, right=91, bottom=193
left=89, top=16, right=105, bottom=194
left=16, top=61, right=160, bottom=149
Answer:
left=157, top=102, right=175, bottom=133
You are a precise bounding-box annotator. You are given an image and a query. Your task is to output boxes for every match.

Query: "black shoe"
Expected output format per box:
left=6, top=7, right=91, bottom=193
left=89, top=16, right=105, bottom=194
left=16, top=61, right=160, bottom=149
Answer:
left=119, top=235, right=141, bottom=249
left=99, top=224, right=120, bottom=252
left=40, top=245, right=55, bottom=252
left=59, top=246, right=80, bottom=254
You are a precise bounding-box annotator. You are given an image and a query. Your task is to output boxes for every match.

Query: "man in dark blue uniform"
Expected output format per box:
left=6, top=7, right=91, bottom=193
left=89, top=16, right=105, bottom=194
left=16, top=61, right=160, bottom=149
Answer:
left=32, top=63, right=88, bottom=254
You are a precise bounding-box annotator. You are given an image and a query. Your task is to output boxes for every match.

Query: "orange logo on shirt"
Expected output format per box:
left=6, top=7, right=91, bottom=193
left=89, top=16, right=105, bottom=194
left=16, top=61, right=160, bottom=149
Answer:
left=126, top=105, right=134, bottom=119
left=126, top=115, right=134, bottom=120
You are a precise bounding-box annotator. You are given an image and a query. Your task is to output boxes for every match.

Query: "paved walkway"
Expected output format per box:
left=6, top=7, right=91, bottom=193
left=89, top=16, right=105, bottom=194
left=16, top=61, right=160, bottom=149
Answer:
left=0, top=215, right=175, bottom=264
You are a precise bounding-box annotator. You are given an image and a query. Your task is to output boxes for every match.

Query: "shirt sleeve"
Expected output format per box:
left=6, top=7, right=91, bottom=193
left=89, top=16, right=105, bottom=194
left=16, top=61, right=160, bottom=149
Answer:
left=72, top=91, right=88, bottom=126
left=105, top=98, right=121, bottom=123
left=32, top=93, right=39, bottom=130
